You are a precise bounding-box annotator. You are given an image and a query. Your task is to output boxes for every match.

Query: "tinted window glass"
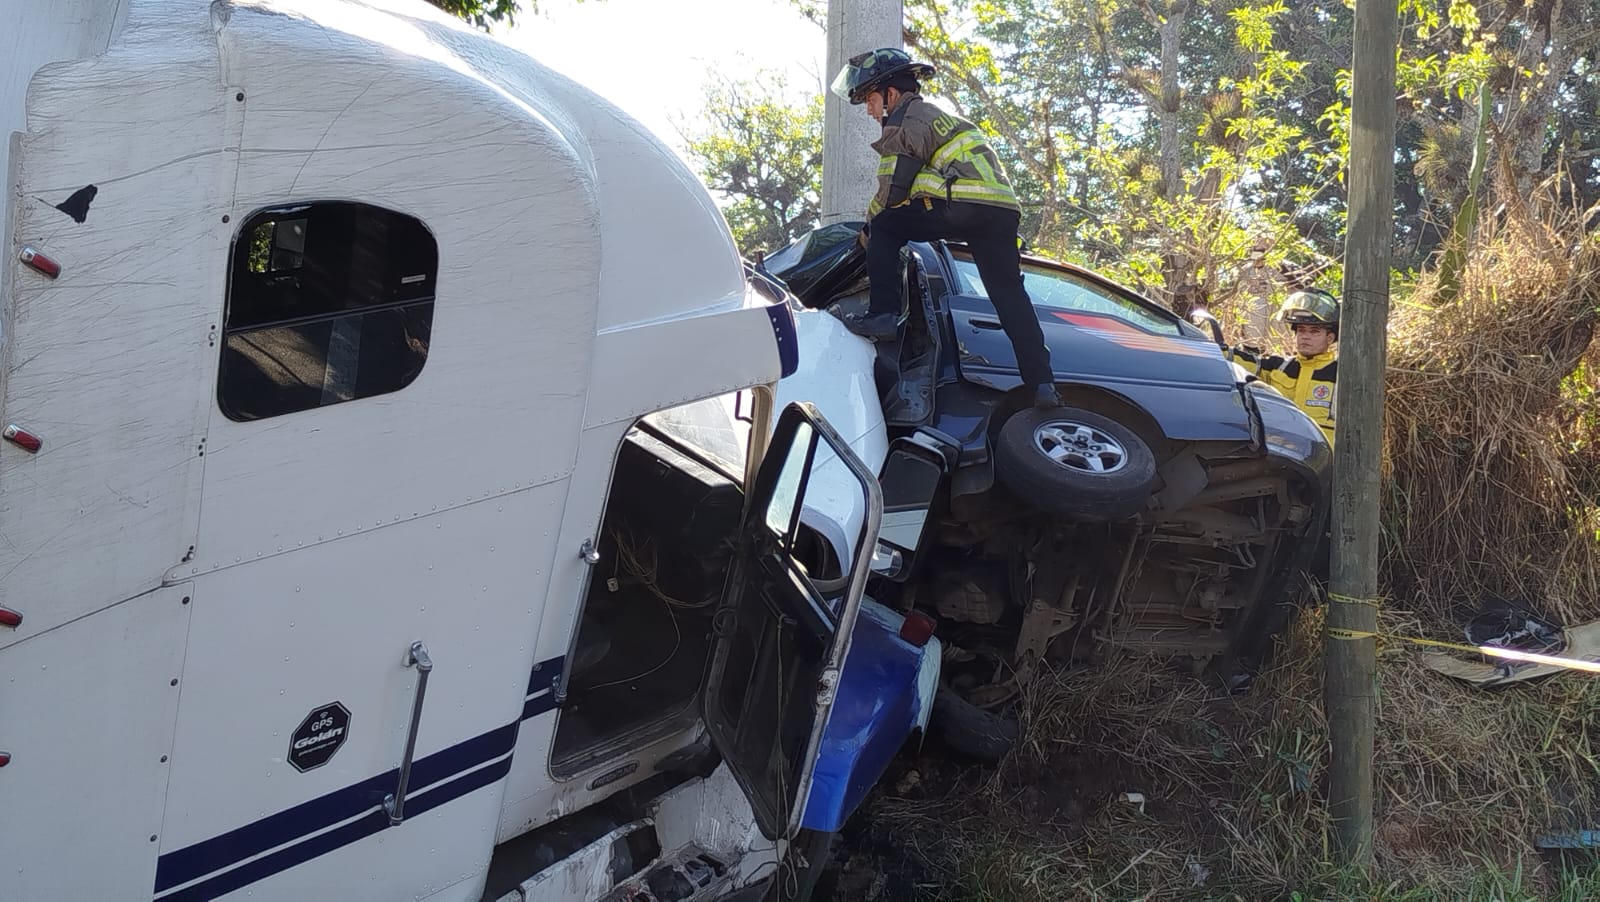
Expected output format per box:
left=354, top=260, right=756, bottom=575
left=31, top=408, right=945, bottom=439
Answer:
left=220, top=203, right=436, bottom=421
left=949, top=254, right=1181, bottom=335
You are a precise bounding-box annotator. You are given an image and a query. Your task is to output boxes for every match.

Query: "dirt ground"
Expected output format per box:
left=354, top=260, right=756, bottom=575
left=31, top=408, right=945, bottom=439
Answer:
left=814, top=607, right=1600, bottom=901
left=819, top=688, right=1190, bottom=901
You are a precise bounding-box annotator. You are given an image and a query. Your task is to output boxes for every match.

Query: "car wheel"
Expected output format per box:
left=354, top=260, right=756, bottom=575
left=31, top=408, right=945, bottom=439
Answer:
left=994, top=406, right=1157, bottom=520
left=932, top=687, right=1017, bottom=763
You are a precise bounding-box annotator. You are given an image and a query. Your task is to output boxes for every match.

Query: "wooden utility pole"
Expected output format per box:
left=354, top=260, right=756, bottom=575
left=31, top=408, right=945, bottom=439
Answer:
left=1327, top=0, right=1398, bottom=871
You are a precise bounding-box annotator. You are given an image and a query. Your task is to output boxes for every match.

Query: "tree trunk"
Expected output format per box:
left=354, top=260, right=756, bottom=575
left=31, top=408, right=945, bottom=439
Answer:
left=1157, top=1, right=1188, bottom=200
left=1501, top=0, right=1579, bottom=195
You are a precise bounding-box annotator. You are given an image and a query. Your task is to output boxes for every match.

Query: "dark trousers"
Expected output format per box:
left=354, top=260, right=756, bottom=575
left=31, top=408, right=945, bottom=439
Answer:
left=867, top=198, right=1055, bottom=388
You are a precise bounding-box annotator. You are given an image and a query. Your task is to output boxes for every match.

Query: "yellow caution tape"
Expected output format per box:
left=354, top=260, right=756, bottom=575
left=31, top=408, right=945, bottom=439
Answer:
left=1325, top=627, right=1600, bottom=674
left=1327, top=592, right=1382, bottom=607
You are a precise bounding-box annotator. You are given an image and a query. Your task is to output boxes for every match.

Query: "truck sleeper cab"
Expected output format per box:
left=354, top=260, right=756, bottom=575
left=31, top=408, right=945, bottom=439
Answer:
left=0, top=2, right=935, bottom=900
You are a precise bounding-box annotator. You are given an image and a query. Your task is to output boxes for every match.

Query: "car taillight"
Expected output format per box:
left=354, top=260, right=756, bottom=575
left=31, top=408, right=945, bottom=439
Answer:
left=899, top=611, right=936, bottom=647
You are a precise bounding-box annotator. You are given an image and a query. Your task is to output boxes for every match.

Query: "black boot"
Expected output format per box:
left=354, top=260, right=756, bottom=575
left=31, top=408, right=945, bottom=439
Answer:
left=841, top=312, right=899, bottom=343
left=1033, top=384, right=1064, bottom=408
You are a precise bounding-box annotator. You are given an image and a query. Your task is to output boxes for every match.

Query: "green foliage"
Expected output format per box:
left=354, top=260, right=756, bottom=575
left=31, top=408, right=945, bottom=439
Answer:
left=684, top=74, right=823, bottom=256
left=425, top=0, right=601, bottom=29
left=747, top=1, right=1600, bottom=313
left=426, top=0, right=524, bottom=29
left=867, top=0, right=1350, bottom=328
left=786, top=0, right=826, bottom=27
left=1433, top=82, right=1490, bottom=305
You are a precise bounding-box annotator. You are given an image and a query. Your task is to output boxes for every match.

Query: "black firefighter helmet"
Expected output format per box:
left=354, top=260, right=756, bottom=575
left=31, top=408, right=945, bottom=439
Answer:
left=830, top=48, right=935, bottom=105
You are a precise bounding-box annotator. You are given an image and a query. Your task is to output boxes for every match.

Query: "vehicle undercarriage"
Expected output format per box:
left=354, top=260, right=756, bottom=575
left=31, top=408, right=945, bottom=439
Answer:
left=902, top=449, right=1322, bottom=715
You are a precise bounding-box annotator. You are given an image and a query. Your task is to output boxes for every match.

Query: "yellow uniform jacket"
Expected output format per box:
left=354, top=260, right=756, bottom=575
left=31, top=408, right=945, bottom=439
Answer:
left=1234, top=348, right=1337, bottom=446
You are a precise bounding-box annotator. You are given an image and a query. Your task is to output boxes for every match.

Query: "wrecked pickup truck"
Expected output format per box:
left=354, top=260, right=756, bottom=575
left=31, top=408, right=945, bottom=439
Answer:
left=759, top=224, right=1333, bottom=757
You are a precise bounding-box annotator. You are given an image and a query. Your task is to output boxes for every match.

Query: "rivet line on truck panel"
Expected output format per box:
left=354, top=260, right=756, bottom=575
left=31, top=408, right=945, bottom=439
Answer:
left=177, top=476, right=563, bottom=579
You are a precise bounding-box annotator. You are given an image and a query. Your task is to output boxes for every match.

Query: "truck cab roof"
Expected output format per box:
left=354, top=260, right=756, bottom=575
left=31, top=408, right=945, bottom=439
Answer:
left=3, top=0, right=747, bottom=334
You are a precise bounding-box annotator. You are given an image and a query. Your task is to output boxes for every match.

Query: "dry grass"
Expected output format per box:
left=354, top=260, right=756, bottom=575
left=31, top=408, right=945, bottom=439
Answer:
left=846, top=613, right=1600, bottom=900
left=1382, top=180, right=1600, bottom=620
left=833, top=178, right=1600, bottom=899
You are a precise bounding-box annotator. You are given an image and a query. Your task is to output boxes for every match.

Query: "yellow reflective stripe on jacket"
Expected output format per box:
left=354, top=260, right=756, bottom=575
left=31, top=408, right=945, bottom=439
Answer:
left=869, top=106, right=1019, bottom=214
left=929, top=131, right=989, bottom=171
left=930, top=129, right=1017, bottom=208
left=868, top=155, right=897, bottom=216
left=907, top=172, right=1016, bottom=205
left=873, top=150, right=1018, bottom=211
left=1254, top=350, right=1337, bottom=447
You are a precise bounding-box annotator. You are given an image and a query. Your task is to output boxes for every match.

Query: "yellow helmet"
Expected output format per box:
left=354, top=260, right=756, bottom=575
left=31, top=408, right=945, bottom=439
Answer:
left=1276, top=289, right=1339, bottom=330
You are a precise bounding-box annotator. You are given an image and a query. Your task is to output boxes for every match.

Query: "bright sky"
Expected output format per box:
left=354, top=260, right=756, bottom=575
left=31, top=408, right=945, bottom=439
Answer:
left=500, top=0, right=824, bottom=161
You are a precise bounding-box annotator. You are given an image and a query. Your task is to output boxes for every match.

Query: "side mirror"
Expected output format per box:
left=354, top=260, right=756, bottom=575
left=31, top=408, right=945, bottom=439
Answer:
left=871, top=434, right=949, bottom=582
left=1189, top=307, right=1226, bottom=347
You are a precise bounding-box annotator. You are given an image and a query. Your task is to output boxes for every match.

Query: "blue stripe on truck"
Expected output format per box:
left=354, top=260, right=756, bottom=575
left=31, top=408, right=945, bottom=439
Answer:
left=153, top=655, right=564, bottom=899
left=765, top=302, right=800, bottom=377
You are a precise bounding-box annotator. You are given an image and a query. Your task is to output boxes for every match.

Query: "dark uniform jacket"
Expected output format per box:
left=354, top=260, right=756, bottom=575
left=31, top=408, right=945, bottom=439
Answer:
left=869, top=94, right=1019, bottom=216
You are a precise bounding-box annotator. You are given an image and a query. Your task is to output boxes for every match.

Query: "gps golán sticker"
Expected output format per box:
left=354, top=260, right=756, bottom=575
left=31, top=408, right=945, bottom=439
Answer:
left=289, top=702, right=350, bottom=772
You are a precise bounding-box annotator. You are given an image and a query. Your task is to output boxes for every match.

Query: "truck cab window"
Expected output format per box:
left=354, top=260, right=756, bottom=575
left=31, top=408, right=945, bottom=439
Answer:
left=218, top=202, right=437, bottom=421
left=639, top=393, right=749, bottom=481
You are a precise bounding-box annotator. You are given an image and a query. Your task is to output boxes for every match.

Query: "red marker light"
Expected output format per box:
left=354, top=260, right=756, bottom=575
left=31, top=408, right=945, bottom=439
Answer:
left=0, top=752, right=11, bottom=767
left=19, top=246, right=61, bottom=279
left=0, top=607, right=21, bottom=628
left=3, top=424, right=42, bottom=453
left=899, top=611, right=937, bottom=647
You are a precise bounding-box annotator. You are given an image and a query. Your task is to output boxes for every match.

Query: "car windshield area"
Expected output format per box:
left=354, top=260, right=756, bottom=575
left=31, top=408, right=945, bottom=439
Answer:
left=761, top=223, right=862, bottom=276
left=948, top=253, right=1182, bottom=336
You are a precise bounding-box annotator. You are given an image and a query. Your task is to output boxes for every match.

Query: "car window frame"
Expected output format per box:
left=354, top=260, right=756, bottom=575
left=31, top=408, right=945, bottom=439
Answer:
left=942, top=247, right=1189, bottom=337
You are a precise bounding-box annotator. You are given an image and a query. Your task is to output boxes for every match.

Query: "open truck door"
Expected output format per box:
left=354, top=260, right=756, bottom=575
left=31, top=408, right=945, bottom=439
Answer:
left=702, top=401, right=884, bottom=841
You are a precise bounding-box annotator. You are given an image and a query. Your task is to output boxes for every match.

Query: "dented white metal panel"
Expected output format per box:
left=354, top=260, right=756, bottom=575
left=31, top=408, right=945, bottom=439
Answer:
left=508, top=766, right=777, bottom=902
left=239, top=0, right=747, bottom=335
left=584, top=300, right=783, bottom=429
left=192, top=0, right=599, bottom=574
left=399, top=15, right=748, bottom=334
left=773, top=309, right=891, bottom=562
left=650, top=765, right=770, bottom=866
left=0, top=0, right=791, bottom=895
left=0, top=4, right=233, bottom=649
left=511, top=820, right=656, bottom=902
left=0, top=0, right=129, bottom=288
left=776, top=309, right=889, bottom=472
left=159, top=485, right=565, bottom=902
left=0, top=584, right=192, bottom=897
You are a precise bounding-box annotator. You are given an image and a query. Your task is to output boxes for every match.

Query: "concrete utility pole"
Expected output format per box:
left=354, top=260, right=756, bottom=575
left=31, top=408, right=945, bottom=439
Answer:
left=820, top=0, right=904, bottom=224
left=1326, top=0, right=1398, bottom=872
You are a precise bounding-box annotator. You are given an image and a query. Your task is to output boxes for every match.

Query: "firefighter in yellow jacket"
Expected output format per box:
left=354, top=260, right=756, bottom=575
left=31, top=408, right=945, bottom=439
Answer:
left=1233, top=289, right=1340, bottom=446
left=830, top=48, right=1061, bottom=408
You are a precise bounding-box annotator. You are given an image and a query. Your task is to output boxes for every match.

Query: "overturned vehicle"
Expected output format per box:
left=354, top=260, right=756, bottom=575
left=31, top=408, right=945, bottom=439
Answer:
left=759, top=224, right=1333, bottom=756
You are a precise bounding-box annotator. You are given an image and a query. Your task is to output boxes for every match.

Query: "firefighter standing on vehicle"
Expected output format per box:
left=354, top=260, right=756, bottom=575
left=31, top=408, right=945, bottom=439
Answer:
left=1231, top=289, right=1340, bottom=446
left=830, top=48, right=1062, bottom=408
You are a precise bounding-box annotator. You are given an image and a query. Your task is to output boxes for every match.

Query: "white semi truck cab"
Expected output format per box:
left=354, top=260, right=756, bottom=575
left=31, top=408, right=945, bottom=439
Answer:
left=0, top=3, right=940, bottom=899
